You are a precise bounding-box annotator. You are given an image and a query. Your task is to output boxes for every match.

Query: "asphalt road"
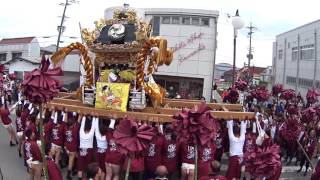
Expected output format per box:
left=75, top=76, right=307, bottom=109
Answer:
left=0, top=113, right=28, bottom=180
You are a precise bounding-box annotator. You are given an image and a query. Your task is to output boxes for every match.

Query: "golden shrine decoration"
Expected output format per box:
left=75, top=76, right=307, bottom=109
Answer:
left=112, top=8, right=138, bottom=24
left=51, top=42, right=94, bottom=87
left=135, top=37, right=173, bottom=106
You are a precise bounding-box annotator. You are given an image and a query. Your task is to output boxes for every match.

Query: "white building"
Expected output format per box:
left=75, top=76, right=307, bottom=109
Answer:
left=272, top=20, right=320, bottom=97
left=0, top=37, right=81, bottom=90
left=0, top=37, right=40, bottom=62
left=0, top=37, right=41, bottom=79
left=105, top=7, right=219, bottom=100
left=260, top=66, right=273, bottom=90
left=261, top=66, right=272, bottom=82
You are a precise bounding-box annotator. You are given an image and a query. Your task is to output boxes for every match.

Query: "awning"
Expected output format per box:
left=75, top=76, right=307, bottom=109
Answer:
left=54, top=71, right=80, bottom=91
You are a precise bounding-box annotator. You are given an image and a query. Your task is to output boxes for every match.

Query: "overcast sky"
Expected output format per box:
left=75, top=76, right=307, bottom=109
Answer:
left=1, top=0, right=320, bottom=67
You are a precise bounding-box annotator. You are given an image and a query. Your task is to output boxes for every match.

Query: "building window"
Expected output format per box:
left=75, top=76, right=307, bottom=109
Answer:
left=286, top=76, right=296, bottom=85
left=171, top=16, right=180, bottom=24
left=278, top=49, right=283, bottom=60
left=182, top=17, right=190, bottom=25
left=0, top=53, right=6, bottom=61
left=300, top=44, right=314, bottom=60
left=152, top=16, right=160, bottom=36
left=191, top=17, right=200, bottom=25
left=298, top=78, right=313, bottom=87
left=162, top=16, right=170, bottom=24
left=12, top=52, right=22, bottom=59
left=316, top=81, right=320, bottom=88
left=201, top=18, right=210, bottom=26
left=292, top=47, right=298, bottom=61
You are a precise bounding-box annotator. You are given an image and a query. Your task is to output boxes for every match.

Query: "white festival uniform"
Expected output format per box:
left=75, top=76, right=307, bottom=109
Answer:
left=227, top=120, right=247, bottom=158
left=93, top=117, right=108, bottom=153
left=79, top=116, right=95, bottom=156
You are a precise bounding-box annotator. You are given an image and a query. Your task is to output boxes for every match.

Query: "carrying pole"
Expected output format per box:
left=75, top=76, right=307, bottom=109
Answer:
left=296, top=139, right=314, bottom=170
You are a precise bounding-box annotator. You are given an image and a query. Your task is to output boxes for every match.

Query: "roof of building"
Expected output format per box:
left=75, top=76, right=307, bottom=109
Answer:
left=144, top=8, right=219, bottom=17
left=223, top=69, right=238, bottom=75
left=239, top=66, right=267, bottom=75
left=2, top=57, right=40, bottom=65
left=215, top=63, right=233, bottom=71
left=216, top=63, right=232, bottom=66
left=0, top=37, right=35, bottom=45
left=41, top=44, right=80, bottom=55
left=276, top=19, right=320, bottom=37
left=223, top=66, right=267, bottom=76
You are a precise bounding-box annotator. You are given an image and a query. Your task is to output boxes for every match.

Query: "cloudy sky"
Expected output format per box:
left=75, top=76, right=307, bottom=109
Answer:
left=1, top=0, right=320, bottom=67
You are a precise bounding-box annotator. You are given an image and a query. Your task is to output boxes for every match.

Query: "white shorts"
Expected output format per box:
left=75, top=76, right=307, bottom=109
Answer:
left=36, top=140, right=41, bottom=147
left=51, top=143, right=62, bottom=150
left=31, top=161, right=40, bottom=165
left=3, top=123, right=12, bottom=129
left=181, top=163, right=195, bottom=174
left=26, top=158, right=40, bottom=168
left=17, top=131, right=23, bottom=138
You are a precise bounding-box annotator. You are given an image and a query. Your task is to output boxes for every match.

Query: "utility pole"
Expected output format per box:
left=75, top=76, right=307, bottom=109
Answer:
left=56, top=0, right=78, bottom=52
left=56, top=0, right=68, bottom=52
left=246, top=23, right=257, bottom=84
left=246, top=22, right=257, bottom=68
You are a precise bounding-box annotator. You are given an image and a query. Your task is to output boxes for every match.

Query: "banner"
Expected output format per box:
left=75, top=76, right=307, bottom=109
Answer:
left=95, top=82, right=130, bottom=112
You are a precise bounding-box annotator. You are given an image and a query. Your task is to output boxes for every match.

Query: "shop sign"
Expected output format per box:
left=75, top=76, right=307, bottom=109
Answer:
left=172, top=32, right=206, bottom=65
left=178, top=44, right=205, bottom=64
left=173, top=32, right=204, bottom=52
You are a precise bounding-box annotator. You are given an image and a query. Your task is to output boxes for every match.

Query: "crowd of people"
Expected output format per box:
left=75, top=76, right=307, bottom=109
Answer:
left=0, top=81, right=320, bottom=180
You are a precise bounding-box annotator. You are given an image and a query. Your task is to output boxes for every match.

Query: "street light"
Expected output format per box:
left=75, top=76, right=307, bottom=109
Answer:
left=232, top=9, right=245, bottom=84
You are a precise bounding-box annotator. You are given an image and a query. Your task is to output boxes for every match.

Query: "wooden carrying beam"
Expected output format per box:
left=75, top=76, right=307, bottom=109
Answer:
left=57, top=92, right=76, bottom=98
left=48, top=102, right=174, bottom=122
left=163, top=99, right=243, bottom=111
left=48, top=98, right=254, bottom=121
left=51, top=98, right=84, bottom=106
left=51, top=98, right=244, bottom=112
left=142, top=107, right=254, bottom=120
left=56, top=93, right=243, bottom=111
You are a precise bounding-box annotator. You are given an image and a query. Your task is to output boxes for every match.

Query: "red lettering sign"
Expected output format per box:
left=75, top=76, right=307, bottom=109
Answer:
left=173, top=32, right=204, bottom=52
left=178, top=43, right=206, bottom=64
